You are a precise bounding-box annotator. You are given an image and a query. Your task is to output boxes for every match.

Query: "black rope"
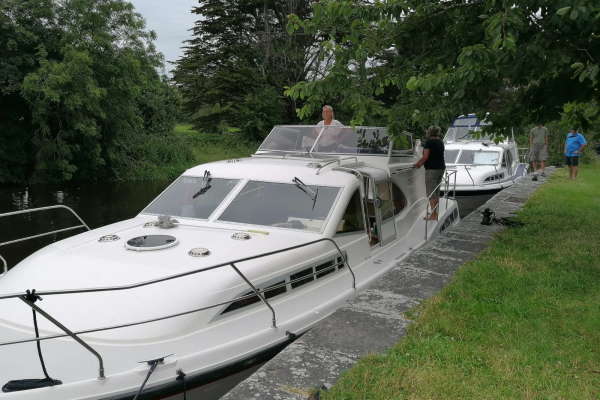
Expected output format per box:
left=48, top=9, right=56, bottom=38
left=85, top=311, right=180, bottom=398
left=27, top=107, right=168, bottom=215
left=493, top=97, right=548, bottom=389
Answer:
left=176, top=369, right=187, bottom=400
left=24, top=290, right=58, bottom=385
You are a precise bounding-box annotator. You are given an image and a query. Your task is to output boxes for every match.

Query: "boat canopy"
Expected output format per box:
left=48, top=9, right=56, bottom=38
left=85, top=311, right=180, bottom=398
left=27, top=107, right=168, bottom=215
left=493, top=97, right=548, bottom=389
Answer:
left=257, top=125, right=393, bottom=156
left=444, top=114, right=493, bottom=142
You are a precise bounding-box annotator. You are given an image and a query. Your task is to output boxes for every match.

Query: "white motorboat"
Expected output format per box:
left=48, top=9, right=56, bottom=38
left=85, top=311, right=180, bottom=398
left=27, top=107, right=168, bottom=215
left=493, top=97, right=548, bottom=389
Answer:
left=0, top=125, right=459, bottom=399
left=443, top=115, right=528, bottom=192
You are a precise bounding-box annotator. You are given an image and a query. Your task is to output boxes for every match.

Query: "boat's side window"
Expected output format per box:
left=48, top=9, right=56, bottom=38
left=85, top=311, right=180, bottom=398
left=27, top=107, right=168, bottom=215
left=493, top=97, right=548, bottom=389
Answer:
left=222, top=281, right=287, bottom=314
left=501, top=151, right=507, bottom=167
left=336, top=189, right=365, bottom=234
left=392, top=183, right=407, bottom=215
left=377, top=181, right=395, bottom=221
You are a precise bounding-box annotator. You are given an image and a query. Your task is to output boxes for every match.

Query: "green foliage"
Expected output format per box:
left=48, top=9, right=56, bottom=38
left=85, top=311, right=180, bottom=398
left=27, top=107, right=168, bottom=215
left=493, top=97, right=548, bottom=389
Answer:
left=173, top=0, right=316, bottom=139
left=286, top=1, right=600, bottom=139
left=0, top=0, right=180, bottom=183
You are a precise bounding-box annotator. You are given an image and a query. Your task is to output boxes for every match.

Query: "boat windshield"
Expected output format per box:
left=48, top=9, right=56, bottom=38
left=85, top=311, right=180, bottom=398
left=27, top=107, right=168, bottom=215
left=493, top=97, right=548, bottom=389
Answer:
left=258, top=125, right=390, bottom=155
left=218, top=181, right=340, bottom=232
left=444, top=115, right=492, bottom=142
left=445, top=149, right=460, bottom=164
left=143, top=176, right=239, bottom=219
left=456, top=150, right=500, bottom=165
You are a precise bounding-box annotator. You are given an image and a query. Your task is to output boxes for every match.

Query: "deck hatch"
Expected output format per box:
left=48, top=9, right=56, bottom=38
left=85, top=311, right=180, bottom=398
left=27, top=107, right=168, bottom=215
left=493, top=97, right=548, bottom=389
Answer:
left=125, top=235, right=178, bottom=251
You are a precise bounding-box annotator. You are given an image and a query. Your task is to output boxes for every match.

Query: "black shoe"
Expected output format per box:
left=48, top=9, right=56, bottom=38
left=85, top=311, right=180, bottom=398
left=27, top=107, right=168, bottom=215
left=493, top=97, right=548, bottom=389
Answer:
left=532, top=175, right=538, bottom=181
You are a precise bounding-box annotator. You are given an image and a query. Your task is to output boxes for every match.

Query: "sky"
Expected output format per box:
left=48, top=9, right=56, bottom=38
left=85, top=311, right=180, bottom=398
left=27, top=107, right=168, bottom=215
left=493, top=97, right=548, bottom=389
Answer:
left=129, top=0, right=198, bottom=72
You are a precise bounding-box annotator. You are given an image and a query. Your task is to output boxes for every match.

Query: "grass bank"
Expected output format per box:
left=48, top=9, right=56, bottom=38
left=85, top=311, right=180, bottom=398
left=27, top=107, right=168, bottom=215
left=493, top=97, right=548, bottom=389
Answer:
left=323, top=164, right=600, bottom=399
left=174, top=123, right=258, bottom=165
left=123, top=124, right=258, bottom=181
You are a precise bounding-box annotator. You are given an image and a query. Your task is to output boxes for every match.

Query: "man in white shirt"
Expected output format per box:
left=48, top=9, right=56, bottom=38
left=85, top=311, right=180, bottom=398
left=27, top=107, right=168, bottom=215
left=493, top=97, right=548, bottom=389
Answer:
left=303, top=105, right=343, bottom=151
left=317, top=105, right=342, bottom=126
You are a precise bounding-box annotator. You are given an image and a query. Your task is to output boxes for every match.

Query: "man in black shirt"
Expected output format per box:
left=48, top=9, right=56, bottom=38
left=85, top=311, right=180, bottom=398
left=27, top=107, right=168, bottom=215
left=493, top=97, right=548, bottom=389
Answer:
left=414, top=126, right=446, bottom=220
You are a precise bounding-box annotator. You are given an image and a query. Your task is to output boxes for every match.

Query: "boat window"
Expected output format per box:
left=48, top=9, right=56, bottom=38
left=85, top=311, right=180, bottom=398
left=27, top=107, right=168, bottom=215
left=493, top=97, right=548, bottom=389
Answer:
left=391, top=132, right=413, bottom=155
left=457, top=150, right=500, bottom=165
left=377, top=181, right=395, bottom=221
left=218, top=181, right=340, bottom=232
left=257, top=125, right=390, bottom=155
left=392, top=184, right=407, bottom=215
left=222, top=291, right=260, bottom=314
left=316, top=260, right=335, bottom=278
left=444, top=150, right=460, bottom=164
left=143, top=176, right=239, bottom=219
left=291, top=267, right=314, bottom=288
left=219, top=254, right=346, bottom=316
left=336, top=190, right=365, bottom=234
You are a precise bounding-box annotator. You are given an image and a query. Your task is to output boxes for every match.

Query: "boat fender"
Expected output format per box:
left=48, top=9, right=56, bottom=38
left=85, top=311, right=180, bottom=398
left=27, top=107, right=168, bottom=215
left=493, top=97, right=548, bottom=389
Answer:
left=3, top=290, right=62, bottom=393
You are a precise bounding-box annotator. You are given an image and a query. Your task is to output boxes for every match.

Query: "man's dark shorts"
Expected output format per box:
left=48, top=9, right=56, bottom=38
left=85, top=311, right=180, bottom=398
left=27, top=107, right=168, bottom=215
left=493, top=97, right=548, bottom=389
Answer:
left=565, top=156, right=579, bottom=166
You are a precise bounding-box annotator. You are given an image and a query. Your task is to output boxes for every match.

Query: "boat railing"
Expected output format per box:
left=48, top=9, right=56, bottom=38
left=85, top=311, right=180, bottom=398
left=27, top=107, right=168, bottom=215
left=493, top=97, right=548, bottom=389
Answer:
left=0, top=255, right=7, bottom=276
left=315, top=156, right=360, bottom=175
left=518, top=147, right=530, bottom=164
left=0, top=205, right=92, bottom=275
left=424, top=169, right=457, bottom=239
left=0, top=236, right=353, bottom=380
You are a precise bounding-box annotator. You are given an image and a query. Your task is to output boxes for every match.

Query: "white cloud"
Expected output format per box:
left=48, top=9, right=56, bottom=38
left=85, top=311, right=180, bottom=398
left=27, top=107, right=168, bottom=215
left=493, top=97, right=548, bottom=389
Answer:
left=129, top=0, right=197, bottom=70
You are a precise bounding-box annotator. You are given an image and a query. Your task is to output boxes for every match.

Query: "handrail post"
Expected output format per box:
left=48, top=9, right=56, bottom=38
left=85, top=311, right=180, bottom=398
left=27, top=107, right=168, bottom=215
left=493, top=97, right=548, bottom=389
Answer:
left=230, top=263, right=277, bottom=328
left=324, top=238, right=355, bottom=289
left=0, top=255, right=7, bottom=276
left=19, top=297, right=105, bottom=380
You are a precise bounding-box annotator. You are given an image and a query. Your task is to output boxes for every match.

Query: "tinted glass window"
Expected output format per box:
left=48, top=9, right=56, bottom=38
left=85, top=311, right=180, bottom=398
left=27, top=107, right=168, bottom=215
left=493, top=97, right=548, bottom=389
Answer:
left=392, top=184, right=407, bottom=215
left=336, top=190, right=364, bottom=234
left=143, top=176, right=239, bottom=219
left=258, top=126, right=390, bottom=155
left=457, top=150, right=500, bottom=165
left=444, top=150, right=460, bottom=164
left=219, top=181, right=340, bottom=232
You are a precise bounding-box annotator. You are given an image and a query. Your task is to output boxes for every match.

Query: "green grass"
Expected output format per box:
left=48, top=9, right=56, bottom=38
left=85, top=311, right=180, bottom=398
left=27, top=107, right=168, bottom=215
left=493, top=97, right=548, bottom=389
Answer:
left=323, top=164, right=600, bottom=400
left=173, top=123, right=258, bottom=165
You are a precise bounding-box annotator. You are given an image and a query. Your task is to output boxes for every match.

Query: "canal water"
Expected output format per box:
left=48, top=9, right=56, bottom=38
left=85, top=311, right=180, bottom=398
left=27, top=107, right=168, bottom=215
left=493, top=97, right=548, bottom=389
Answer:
left=0, top=182, right=494, bottom=399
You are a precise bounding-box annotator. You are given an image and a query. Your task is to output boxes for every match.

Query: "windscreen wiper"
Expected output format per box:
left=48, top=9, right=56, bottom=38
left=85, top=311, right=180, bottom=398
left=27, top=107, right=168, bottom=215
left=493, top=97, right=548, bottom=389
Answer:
left=293, top=177, right=318, bottom=209
left=192, top=170, right=212, bottom=199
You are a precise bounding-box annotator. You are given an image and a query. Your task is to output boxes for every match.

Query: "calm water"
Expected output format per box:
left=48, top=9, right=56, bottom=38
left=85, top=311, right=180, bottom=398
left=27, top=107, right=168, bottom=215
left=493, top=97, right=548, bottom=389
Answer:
left=0, top=182, right=494, bottom=399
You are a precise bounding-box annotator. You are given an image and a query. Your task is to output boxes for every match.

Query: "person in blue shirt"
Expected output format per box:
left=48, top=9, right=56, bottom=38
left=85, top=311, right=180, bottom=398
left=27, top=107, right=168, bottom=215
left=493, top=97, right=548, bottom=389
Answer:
left=564, top=128, right=587, bottom=180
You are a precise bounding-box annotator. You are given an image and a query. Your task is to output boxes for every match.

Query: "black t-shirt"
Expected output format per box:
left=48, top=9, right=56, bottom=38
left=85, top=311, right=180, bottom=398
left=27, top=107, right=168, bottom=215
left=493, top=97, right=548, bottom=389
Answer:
left=423, top=138, right=445, bottom=170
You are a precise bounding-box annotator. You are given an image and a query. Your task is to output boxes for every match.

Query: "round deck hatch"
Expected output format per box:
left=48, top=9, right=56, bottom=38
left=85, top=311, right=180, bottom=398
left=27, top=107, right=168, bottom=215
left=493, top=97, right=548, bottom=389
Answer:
left=125, top=235, right=178, bottom=251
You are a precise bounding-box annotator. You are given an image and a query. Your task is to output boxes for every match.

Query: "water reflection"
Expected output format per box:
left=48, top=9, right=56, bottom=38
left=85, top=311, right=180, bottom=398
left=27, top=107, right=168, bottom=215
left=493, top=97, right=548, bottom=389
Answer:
left=0, top=181, right=170, bottom=269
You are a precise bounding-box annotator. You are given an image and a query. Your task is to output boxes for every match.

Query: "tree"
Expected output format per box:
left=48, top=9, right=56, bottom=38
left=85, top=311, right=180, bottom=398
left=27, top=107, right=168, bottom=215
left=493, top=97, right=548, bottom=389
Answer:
left=286, top=0, right=600, bottom=137
left=0, top=0, right=181, bottom=183
left=173, top=0, right=317, bottom=139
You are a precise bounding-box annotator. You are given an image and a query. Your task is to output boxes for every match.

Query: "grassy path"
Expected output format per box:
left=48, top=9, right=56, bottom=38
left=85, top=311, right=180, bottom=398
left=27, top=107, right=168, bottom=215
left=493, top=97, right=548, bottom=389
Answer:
left=323, top=164, right=600, bottom=399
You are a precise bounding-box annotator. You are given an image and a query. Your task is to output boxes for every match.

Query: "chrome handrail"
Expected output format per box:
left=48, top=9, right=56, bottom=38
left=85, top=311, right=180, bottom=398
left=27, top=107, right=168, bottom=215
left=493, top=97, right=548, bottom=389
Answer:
left=0, top=258, right=348, bottom=347
left=0, top=238, right=352, bottom=301
left=0, top=205, right=91, bottom=274
left=0, top=255, right=6, bottom=276
left=425, top=170, right=457, bottom=239
left=315, top=156, right=360, bottom=175
left=231, top=262, right=277, bottom=328
left=20, top=296, right=105, bottom=379
left=0, top=237, right=353, bottom=378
